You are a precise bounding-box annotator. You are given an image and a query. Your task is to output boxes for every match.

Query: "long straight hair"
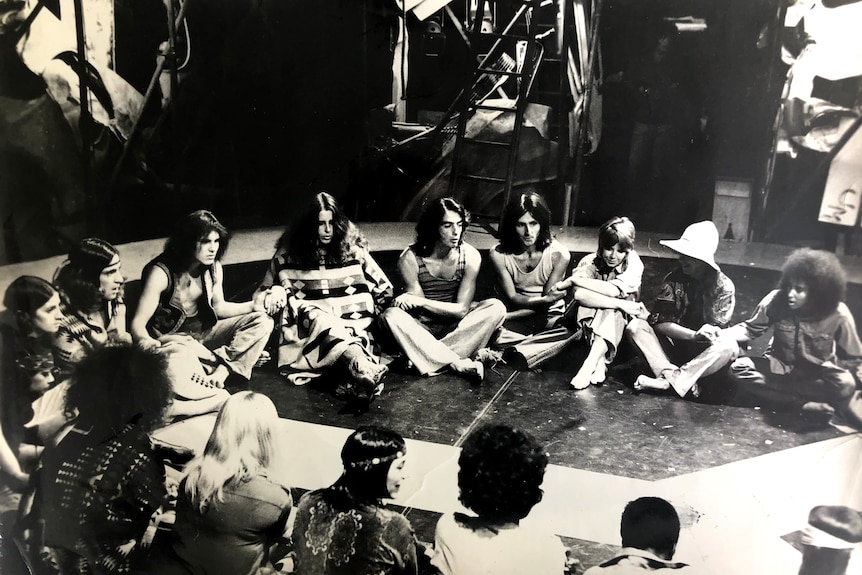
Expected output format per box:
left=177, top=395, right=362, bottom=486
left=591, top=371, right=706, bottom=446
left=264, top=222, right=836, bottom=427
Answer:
left=277, top=191, right=362, bottom=265
left=162, top=210, right=231, bottom=271
left=498, top=192, right=552, bottom=254
left=183, top=392, right=283, bottom=512
left=54, top=238, right=120, bottom=314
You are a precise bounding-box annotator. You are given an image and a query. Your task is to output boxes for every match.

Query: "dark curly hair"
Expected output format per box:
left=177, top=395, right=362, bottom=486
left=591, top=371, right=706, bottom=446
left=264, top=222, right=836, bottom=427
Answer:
left=620, top=497, right=680, bottom=560
left=277, top=192, right=364, bottom=266
left=162, top=210, right=231, bottom=271
left=54, top=238, right=120, bottom=315
left=457, top=424, right=548, bottom=524
left=65, top=343, right=172, bottom=434
left=774, top=248, right=846, bottom=320
left=4, top=275, right=57, bottom=336
left=412, top=197, right=470, bottom=257
left=498, top=192, right=553, bottom=254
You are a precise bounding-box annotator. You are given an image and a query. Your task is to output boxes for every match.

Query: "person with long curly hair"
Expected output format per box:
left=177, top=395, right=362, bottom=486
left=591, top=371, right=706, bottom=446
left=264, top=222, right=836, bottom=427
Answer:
left=131, top=210, right=273, bottom=388
left=292, top=425, right=418, bottom=575
left=429, top=424, right=566, bottom=575
left=723, top=248, right=862, bottom=421
left=32, top=343, right=173, bottom=574
left=380, top=198, right=506, bottom=383
left=554, top=216, right=649, bottom=389
left=488, top=192, right=575, bottom=371
left=150, top=391, right=293, bottom=575
left=255, top=192, right=393, bottom=399
left=52, top=238, right=131, bottom=379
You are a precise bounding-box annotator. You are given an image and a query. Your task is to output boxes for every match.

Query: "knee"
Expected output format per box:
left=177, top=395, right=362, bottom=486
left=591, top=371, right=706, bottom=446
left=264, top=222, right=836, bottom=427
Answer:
left=380, top=306, right=407, bottom=327
left=484, top=298, right=507, bottom=322
left=626, top=317, right=647, bottom=338
left=826, top=369, right=857, bottom=400
left=729, top=356, right=762, bottom=383
left=712, top=336, right=740, bottom=361
left=249, top=311, right=274, bottom=331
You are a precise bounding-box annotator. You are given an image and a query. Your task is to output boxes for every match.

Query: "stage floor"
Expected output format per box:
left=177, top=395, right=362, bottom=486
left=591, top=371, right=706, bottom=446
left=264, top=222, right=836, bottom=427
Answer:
left=2, top=223, right=862, bottom=574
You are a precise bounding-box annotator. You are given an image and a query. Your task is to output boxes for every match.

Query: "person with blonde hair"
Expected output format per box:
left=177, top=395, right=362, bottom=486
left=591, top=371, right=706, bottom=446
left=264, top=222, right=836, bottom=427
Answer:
left=155, top=391, right=293, bottom=575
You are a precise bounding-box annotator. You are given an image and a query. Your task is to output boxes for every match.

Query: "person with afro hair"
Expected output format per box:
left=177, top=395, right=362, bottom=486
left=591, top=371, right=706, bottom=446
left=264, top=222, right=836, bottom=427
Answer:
left=721, top=248, right=862, bottom=420
left=429, top=424, right=567, bottom=575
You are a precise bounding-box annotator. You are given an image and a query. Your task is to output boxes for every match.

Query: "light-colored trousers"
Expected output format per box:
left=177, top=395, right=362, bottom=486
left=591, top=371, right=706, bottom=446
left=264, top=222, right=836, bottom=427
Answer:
left=626, top=317, right=738, bottom=396
left=194, top=311, right=274, bottom=379
left=380, top=299, right=506, bottom=376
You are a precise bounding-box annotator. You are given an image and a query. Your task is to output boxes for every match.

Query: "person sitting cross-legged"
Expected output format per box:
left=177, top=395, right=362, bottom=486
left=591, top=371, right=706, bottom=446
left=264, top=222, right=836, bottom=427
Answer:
left=380, top=198, right=506, bottom=383
left=722, top=248, right=862, bottom=423
left=131, top=210, right=273, bottom=389
left=255, top=192, right=393, bottom=400
left=489, top=192, right=576, bottom=371
left=627, top=221, right=738, bottom=398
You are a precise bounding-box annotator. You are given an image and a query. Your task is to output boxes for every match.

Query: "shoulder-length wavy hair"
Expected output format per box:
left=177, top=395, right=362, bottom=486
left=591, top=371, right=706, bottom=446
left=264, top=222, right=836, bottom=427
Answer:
left=412, top=197, right=470, bottom=257
left=4, top=275, right=57, bottom=336
left=498, top=192, right=553, bottom=254
left=325, top=426, right=405, bottom=508
left=772, top=248, right=847, bottom=319
left=183, top=391, right=283, bottom=513
left=162, top=210, right=231, bottom=271
left=65, top=343, right=172, bottom=433
left=276, top=192, right=363, bottom=265
left=54, top=238, right=120, bottom=315
left=597, top=216, right=636, bottom=253
left=458, top=424, right=548, bottom=525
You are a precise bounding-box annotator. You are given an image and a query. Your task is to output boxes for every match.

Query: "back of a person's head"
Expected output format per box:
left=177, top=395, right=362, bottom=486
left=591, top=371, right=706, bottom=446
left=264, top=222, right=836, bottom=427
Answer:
left=185, top=391, right=282, bottom=512
left=66, top=343, right=172, bottom=433
left=620, top=497, right=681, bottom=560
left=458, top=424, right=548, bottom=525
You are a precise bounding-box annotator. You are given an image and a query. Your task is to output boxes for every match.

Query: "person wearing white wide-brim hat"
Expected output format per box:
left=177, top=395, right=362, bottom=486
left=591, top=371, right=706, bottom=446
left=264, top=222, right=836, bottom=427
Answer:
left=625, top=221, right=738, bottom=397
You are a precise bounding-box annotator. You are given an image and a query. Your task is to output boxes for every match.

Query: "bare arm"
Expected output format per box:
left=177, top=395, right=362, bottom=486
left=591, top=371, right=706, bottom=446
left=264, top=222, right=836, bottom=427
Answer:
left=0, top=427, right=27, bottom=488
left=489, top=248, right=567, bottom=310
left=130, top=266, right=170, bottom=347
left=393, top=247, right=479, bottom=319
left=573, top=288, right=648, bottom=318
left=210, top=262, right=263, bottom=318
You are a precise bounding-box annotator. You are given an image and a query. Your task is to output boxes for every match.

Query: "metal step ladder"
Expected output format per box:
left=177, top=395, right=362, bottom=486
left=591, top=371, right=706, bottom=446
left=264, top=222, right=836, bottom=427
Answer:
left=447, top=0, right=547, bottom=224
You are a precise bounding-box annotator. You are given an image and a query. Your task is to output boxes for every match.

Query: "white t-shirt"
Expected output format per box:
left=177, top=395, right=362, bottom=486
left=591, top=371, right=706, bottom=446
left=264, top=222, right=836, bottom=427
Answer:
left=430, top=512, right=567, bottom=575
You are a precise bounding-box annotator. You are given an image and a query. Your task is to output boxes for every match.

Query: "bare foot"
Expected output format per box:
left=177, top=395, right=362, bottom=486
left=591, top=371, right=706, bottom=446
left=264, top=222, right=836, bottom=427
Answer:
left=570, top=372, right=592, bottom=390
left=209, top=364, right=230, bottom=389
left=634, top=374, right=671, bottom=392
left=452, top=358, right=484, bottom=384
left=589, top=361, right=607, bottom=385
left=801, top=401, right=835, bottom=416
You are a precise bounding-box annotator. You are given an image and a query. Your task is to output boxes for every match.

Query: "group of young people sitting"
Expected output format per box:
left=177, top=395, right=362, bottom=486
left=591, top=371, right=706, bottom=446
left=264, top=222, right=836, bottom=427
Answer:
left=1, top=190, right=861, bottom=574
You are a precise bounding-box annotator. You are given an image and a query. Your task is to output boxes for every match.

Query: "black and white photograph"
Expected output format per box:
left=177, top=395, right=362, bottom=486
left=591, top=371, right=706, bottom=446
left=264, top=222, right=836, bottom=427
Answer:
left=2, top=1, right=862, bottom=574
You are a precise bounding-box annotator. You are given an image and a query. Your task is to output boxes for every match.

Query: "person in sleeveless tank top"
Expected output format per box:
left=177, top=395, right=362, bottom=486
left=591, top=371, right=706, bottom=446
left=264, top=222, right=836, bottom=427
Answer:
left=131, top=211, right=274, bottom=389
left=380, top=198, right=505, bottom=383
left=553, top=217, right=649, bottom=389
left=489, top=193, right=576, bottom=371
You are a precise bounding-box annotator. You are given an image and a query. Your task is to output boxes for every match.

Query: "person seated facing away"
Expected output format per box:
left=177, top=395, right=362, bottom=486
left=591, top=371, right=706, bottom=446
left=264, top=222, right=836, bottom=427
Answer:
left=255, top=192, right=393, bottom=399
left=149, top=391, right=293, bottom=575
left=292, top=426, right=418, bottom=575
left=721, top=248, right=862, bottom=421
left=430, top=424, right=567, bottom=575
left=131, top=210, right=273, bottom=387
left=31, top=344, right=173, bottom=574
left=489, top=192, right=574, bottom=371
left=585, top=496, right=690, bottom=574
left=53, top=238, right=132, bottom=380
left=554, top=216, right=649, bottom=389
left=380, top=198, right=506, bottom=383
left=627, top=221, right=738, bottom=398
